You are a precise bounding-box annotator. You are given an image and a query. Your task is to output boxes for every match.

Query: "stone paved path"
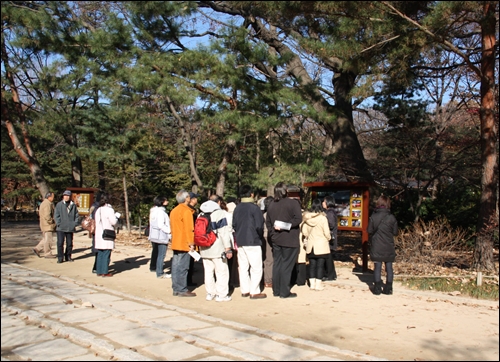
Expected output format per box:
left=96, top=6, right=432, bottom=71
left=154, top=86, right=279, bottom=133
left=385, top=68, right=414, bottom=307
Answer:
left=1, top=263, right=385, bottom=361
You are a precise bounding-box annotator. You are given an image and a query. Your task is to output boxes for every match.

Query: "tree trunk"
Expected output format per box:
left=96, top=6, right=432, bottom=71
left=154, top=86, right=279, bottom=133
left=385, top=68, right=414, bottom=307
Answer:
left=473, top=2, right=497, bottom=271
left=98, top=161, right=106, bottom=190
left=1, top=41, right=50, bottom=199
left=216, top=139, right=236, bottom=197
left=72, top=156, right=83, bottom=187
left=165, top=96, right=203, bottom=190
left=122, top=165, right=130, bottom=233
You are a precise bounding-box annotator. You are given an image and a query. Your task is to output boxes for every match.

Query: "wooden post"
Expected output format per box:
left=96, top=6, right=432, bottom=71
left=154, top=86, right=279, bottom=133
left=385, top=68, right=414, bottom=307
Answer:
left=476, top=271, right=483, bottom=286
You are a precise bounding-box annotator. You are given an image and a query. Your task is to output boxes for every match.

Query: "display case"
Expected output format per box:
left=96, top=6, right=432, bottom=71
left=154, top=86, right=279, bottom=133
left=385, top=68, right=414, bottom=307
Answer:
left=302, top=181, right=374, bottom=272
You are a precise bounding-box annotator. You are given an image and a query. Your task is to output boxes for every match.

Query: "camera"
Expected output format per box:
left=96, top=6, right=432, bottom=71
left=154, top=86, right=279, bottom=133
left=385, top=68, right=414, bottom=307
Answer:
left=221, top=251, right=227, bottom=260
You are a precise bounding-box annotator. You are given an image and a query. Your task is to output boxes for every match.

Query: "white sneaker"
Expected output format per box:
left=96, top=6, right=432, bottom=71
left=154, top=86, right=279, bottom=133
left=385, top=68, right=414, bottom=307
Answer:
left=215, top=295, right=232, bottom=302
left=206, top=293, right=216, bottom=301
left=158, top=273, right=171, bottom=279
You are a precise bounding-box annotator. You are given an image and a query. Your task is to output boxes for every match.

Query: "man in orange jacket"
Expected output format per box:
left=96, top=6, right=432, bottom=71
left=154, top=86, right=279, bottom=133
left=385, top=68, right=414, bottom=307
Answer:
left=170, top=190, right=196, bottom=297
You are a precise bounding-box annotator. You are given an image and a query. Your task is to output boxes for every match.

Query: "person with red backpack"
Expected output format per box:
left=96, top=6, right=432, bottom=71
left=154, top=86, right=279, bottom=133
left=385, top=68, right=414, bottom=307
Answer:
left=197, top=198, right=233, bottom=302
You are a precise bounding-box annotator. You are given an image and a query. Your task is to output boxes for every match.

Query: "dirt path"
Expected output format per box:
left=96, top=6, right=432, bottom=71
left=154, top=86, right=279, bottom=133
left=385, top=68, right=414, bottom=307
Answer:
left=2, top=221, right=498, bottom=361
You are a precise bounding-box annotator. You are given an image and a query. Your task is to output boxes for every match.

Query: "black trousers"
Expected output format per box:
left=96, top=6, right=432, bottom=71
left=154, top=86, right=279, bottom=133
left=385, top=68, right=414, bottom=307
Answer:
left=149, top=242, right=159, bottom=271
left=272, top=245, right=299, bottom=297
left=56, top=231, right=73, bottom=262
left=325, top=250, right=337, bottom=280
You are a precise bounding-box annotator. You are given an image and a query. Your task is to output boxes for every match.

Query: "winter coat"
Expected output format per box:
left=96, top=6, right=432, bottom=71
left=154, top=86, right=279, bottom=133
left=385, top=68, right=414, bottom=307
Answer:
left=232, top=198, right=264, bottom=247
left=148, top=206, right=171, bottom=245
left=170, top=203, right=195, bottom=252
left=368, top=207, right=398, bottom=262
left=300, top=211, right=331, bottom=256
left=54, top=200, right=79, bottom=232
left=324, top=208, right=338, bottom=251
left=39, top=198, right=56, bottom=232
left=198, top=200, right=232, bottom=258
left=265, top=198, right=302, bottom=248
left=94, top=204, right=118, bottom=250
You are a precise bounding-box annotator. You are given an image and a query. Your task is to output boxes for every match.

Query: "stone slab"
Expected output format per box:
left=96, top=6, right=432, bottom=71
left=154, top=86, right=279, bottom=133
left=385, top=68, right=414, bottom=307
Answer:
left=153, top=315, right=212, bottom=330
left=231, top=337, right=318, bottom=361
left=51, top=308, right=110, bottom=324
left=142, top=340, right=208, bottom=360
left=125, top=308, right=180, bottom=322
left=190, top=326, right=256, bottom=344
left=80, top=316, right=140, bottom=334
left=105, top=327, right=175, bottom=347
left=102, top=300, right=156, bottom=313
left=13, top=338, right=89, bottom=361
left=1, top=324, right=54, bottom=348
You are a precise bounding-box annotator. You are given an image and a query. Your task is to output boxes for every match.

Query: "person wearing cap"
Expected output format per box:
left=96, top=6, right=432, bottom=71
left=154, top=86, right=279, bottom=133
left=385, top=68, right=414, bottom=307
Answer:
left=32, top=191, right=57, bottom=258
left=170, top=189, right=196, bottom=297
left=54, top=190, right=79, bottom=263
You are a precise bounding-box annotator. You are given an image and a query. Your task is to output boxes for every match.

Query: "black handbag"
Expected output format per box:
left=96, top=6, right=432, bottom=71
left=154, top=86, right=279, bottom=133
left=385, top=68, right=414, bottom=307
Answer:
left=102, top=228, right=116, bottom=240
left=99, top=208, right=116, bottom=241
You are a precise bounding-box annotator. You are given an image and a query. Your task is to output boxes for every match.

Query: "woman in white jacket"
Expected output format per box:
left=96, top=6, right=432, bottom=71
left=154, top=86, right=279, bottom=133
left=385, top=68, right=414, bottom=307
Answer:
left=148, top=195, right=172, bottom=278
left=300, top=198, right=331, bottom=291
left=94, top=193, right=119, bottom=277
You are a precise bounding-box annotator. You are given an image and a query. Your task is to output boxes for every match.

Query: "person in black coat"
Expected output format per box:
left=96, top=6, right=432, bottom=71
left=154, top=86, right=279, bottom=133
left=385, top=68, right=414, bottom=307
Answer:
left=322, top=196, right=338, bottom=281
left=367, top=195, right=398, bottom=295
left=265, top=182, right=303, bottom=298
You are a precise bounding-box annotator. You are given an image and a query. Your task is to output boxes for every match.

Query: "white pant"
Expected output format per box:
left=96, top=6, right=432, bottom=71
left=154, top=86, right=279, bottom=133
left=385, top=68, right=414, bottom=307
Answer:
left=203, top=257, right=230, bottom=298
left=237, top=245, right=263, bottom=295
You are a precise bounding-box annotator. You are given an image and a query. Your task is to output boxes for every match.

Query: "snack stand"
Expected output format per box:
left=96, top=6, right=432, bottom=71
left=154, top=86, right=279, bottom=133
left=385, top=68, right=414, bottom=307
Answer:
left=303, top=181, right=373, bottom=272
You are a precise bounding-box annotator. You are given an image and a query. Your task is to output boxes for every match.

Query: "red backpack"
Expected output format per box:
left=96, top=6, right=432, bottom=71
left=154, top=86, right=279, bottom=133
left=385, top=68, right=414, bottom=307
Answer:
left=194, top=212, right=217, bottom=247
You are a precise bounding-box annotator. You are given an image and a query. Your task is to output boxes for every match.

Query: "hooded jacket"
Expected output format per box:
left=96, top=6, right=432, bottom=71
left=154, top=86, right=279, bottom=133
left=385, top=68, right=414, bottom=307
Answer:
left=300, top=211, right=331, bottom=255
left=148, top=206, right=171, bottom=245
left=198, top=200, right=232, bottom=258
left=368, top=207, right=398, bottom=262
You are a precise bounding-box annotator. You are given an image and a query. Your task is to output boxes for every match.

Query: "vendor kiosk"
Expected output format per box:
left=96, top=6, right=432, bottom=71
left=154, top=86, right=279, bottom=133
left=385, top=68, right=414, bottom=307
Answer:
left=303, top=181, right=373, bottom=272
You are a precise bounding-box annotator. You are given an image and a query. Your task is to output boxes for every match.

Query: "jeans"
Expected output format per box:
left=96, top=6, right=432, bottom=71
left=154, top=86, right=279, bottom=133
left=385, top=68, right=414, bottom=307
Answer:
left=272, top=245, right=299, bottom=297
left=56, top=231, right=73, bottom=261
left=374, top=261, right=394, bottom=283
left=154, top=243, right=167, bottom=277
left=171, top=251, right=191, bottom=293
left=96, top=249, right=111, bottom=274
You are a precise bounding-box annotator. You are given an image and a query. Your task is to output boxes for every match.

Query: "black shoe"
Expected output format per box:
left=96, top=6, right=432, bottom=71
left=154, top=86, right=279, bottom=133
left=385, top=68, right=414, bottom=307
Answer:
left=280, top=293, right=297, bottom=299
left=57, top=260, right=63, bottom=264
left=66, top=258, right=74, bottom=262
left=373, top=281, right=383, bottom=295
left=383, top=282, right=393, bottom=295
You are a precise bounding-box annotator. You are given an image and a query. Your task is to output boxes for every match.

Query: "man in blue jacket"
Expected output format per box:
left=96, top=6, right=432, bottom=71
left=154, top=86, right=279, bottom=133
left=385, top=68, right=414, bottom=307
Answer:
left=232, top=185, right=267, bottom=299
left=54, top=190, right=79, bottom=263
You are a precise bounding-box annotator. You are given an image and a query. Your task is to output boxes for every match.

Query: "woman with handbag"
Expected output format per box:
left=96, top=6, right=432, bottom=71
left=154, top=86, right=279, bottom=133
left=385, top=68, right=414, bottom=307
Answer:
left=94, top=193, right=120, bottom=277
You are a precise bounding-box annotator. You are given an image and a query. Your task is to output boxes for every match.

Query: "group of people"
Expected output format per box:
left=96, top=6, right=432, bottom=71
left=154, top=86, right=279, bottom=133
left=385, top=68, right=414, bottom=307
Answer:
left=32, top=184, right=398, bottom=298
left=33, top=189, right=120, bottom=277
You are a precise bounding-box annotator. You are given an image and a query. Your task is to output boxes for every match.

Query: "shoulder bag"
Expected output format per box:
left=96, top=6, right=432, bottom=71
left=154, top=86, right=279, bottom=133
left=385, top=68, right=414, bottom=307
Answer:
left=100, top=207, right=116, bottom=241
